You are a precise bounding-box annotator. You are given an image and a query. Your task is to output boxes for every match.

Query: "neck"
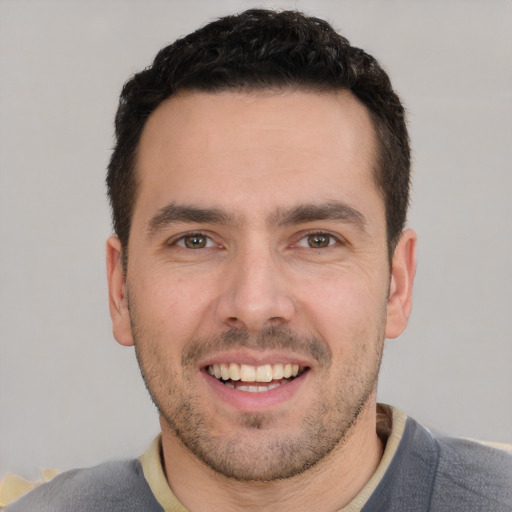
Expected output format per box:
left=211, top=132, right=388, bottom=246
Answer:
left=160, top=399, right=384, bottom=512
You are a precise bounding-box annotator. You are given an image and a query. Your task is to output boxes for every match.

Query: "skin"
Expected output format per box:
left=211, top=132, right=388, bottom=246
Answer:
left=107, top=89, right=416, bottom=511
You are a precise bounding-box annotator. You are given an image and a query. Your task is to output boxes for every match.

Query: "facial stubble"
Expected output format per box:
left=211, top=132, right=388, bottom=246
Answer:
left=131, top=309, right=385, bottom=482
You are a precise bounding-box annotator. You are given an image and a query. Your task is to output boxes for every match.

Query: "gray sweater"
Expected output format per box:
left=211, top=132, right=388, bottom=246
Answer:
left=6, top=416, right=512, bottom=511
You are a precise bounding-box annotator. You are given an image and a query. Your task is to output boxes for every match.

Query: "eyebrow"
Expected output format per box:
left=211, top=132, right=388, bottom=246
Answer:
left=268, top=202, right=367, bottom=231
left=147, top=203, right=236, bottom=234
left=147, top=200, right=367, bottom=234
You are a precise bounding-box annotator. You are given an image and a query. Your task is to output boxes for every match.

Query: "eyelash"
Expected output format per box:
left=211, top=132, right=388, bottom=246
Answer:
left=294, top=231, right=343, bottom=249
left=168, top=231, right=343, bottom=250
left=171, top=232, right=217, bottom=249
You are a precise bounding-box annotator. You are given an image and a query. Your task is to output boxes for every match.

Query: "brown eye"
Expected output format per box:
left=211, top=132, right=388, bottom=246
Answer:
left=179, top=234, right=210, bottom=249
left=306, top=233, right=332, bottom=248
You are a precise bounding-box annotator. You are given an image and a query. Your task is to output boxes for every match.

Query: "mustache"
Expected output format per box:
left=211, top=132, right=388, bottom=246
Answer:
left=181, top=326, right=332, bottom=368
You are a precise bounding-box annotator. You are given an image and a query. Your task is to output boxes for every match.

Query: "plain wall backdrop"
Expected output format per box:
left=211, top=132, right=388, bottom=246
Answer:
left=1, top=0, right=511, bottom=479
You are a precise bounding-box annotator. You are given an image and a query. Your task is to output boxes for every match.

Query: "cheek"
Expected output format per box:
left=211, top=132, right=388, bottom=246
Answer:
left=299, top=272, right=387, bottom=348
left=130, top=266, right=223, bottom=344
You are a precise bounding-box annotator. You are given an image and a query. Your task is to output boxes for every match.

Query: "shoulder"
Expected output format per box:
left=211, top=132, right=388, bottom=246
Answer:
left=367, top=412, right=512, bottom=511
left=399, top=416, right=512, bottom=511
left=430, top=432, right=512, bottom=509
left=3, top=459, right=163, bottom=512
left=435, top=433, right=512, bottom=471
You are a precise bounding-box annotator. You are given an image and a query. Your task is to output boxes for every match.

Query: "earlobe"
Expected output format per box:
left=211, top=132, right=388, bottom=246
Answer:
left=106, top=236, right=134, bottom=347
left=385, top=229, right=417, bottom=339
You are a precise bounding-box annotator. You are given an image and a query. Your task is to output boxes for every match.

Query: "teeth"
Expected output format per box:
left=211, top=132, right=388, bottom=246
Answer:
left=272, top=364, right=284, bottom=380
left=207, top=362, right=302, bottom=383
left=240, top=364, right=256, bottom=382
left=256, top=364, right=273, bottom=382
left=229, top=363, right=240, bottom=381
left=220, top=363, right=230, bottom=380
left=236, top=382, right=283, bottom=392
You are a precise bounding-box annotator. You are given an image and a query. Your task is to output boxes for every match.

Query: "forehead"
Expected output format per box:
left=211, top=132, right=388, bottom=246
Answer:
left=134, top=89, right=381, bottom=226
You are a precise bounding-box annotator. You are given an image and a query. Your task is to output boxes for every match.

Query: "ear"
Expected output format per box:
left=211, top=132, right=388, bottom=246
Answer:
left=106, top=236, right=134, bottom=346
left=385, top=229, right=417, bottom=339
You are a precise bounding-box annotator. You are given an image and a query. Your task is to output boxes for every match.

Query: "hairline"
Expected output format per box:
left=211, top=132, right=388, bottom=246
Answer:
left=122, top=84, right=395, bottom=268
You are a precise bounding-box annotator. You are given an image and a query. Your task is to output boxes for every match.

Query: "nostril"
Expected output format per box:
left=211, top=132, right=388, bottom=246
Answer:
left=269, top=316, right=288, bottom=325
left=216, top=289, right=295, bottom=332
left=225, top=316, right=244, bottom=328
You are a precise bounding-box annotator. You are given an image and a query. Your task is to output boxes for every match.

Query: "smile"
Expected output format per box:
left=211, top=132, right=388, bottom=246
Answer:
left=206, top=363, right=306, bottom=393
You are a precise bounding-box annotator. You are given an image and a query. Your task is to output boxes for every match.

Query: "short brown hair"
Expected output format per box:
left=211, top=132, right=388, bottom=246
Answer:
left=107, top=9, right=410, bottom=262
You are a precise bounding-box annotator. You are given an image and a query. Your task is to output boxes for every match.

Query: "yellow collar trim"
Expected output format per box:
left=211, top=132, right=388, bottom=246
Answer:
left=140, top=406, right=408, bottom=512
left=340, top=406, right=407, bottom=511
left=140, top=436, right=188, bottom=512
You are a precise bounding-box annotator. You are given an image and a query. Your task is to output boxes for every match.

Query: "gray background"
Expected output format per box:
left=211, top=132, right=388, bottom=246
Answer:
left=1, top=0, right=511, bottom=480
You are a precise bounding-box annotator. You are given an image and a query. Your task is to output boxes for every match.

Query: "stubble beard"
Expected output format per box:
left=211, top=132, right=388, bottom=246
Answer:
left=132, top=316, right=385, bottom=482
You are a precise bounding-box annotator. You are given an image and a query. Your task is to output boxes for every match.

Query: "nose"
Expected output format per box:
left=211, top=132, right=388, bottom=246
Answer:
left=215, top=246, right=296, bottom=332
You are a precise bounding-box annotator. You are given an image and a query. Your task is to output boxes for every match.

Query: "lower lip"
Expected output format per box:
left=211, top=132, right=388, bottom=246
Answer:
left=202, top=369, right=309, bottom=412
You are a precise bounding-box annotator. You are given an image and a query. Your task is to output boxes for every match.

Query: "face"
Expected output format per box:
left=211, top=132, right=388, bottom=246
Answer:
left=107, top=90, right=415, bottom=481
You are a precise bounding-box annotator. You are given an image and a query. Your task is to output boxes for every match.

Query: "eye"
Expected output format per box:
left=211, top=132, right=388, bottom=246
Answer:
left=296, top=232, right=339, bottom=249
left=174, top=233, right=215, bottom=249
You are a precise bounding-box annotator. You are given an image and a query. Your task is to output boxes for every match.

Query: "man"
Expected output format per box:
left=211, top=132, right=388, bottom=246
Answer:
left=4, top=8, right=511, bottom=512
